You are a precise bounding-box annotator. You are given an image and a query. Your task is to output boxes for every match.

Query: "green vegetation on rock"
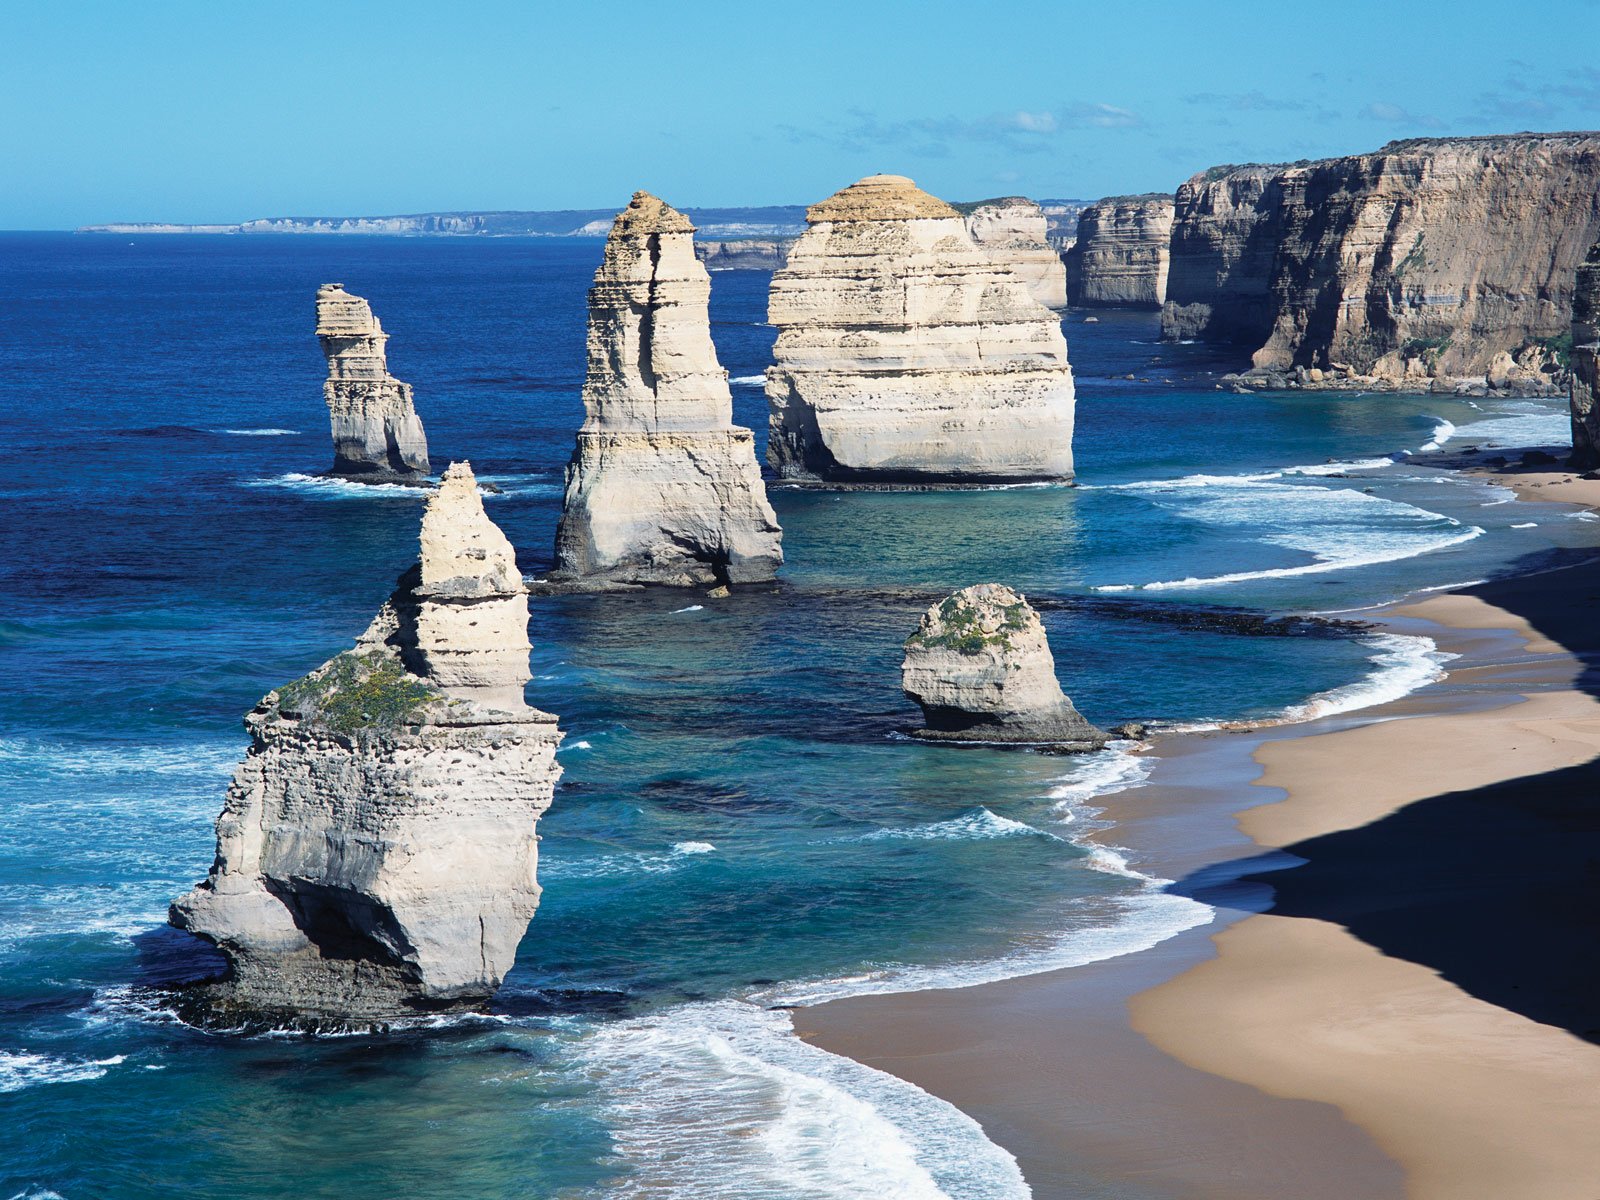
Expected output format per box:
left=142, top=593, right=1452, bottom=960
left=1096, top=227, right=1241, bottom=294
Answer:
left=275, top=651, right=439, bottom=735
left=908, top=596, right=1030, bottom=656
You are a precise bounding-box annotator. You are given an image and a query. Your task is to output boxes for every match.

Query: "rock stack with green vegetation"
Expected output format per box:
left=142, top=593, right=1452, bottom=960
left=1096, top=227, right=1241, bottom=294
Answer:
left=901, top=583, right=1108, bottom=751
left=170, top=463, right=562, bottom=1025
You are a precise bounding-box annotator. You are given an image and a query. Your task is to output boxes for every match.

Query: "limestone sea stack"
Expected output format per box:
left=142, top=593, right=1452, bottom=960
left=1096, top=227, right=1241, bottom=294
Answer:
left=552, top=192, right=782, bottom=587
left=1064, top=194, right=1175, bottom=309
left=960, top=197, right=1069, bottom=308
left=1164, top=134, right=1600, bottom=392
left=170, top=463, right=561, bottom=1023
left=766, top=175, right=1077, bottom=485
left=1571, top=242, right=1600, bottom=469
left=902, top=584, right=1107, bottom=750
left=316, top=283, right=431, bottom=482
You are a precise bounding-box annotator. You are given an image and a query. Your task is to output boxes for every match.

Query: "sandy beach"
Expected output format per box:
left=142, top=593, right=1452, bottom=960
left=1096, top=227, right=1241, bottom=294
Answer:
left=796, top=465, right=1600, bottom=1199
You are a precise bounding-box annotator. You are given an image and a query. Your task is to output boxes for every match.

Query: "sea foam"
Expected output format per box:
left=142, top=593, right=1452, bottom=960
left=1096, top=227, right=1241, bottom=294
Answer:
left=0, top=1051, right=125, bottom=1094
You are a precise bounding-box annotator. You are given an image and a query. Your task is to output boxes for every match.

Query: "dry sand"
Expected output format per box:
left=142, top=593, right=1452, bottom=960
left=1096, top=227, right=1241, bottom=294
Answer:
left=799, top=468, right=1600, bottom=1199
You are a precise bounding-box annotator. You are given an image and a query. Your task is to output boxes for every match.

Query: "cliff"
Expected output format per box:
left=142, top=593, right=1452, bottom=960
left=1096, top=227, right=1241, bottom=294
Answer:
left=316, top=284, right=431, bottom=482
left=959, top=197, right=1068, bottom=308
left=1165, top=134, right=1600, bottom=392
left=170, top=463, right=562, bottom=1024
left=78, top=206, right=808, bottom=238
left=765, top=175, right=1078, bottom=485
left=1064, top=193, right=1175, bottom=309
left=902, top=584, right=1107, bottom=750
left=1571, top=242, right=1600, bottom=468
left=695, top=238, right=798, bottom=271
left=552, top=193, right=783, bottom=587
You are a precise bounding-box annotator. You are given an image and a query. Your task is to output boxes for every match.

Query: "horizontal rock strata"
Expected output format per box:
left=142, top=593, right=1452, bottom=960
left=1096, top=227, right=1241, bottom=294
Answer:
left=1164, top=135, right=1600, bottom=392
left=695, top=238, right=798, bottom=271
left=553, top=192, right=782, bottom=586
left=766, top=175, right=1077, bottom=485
left=960, top=197, right=1068, bottom=308
left=171, top=463, right=560, bottom=1024
left=902, top=584, right=1107, bottom=750
left=316, top=283, right=431, bottom=481
left=1064, top=194, right=1175, bottom=309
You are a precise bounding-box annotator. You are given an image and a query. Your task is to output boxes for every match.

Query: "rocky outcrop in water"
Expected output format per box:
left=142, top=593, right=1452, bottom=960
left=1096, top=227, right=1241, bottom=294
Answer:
left=960, top=197, right=1068, bottom=308
left=170, top=463, right=561, bottom=1024
left=1064, top=194, right=1175, bottom=309
left=766, top=175, right=1077, bottom=485
left=1164, top=135, right=1600, bottom=393
left=902, top=584, right=1107, bottom=750
left=316, top=284, right=431, bottom=482
left=1571, top=242, right=1600, bottom=468
left=553, top=192, right=782, bottom=587
left=695, top=238, right=798, bottom=271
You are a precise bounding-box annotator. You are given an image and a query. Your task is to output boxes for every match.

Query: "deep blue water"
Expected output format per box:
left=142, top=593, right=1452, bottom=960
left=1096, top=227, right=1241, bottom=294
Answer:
left=0, top=233, right=1594, bottom=1200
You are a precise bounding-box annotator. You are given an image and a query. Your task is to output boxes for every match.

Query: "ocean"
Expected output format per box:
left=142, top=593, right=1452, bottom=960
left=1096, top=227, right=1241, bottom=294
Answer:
left=0, top=233, right=1592, bottom=1199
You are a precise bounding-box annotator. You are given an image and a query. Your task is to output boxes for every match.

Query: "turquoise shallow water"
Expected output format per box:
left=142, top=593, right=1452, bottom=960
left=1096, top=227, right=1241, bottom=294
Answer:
left=0, top=234, right=1594, bottom=1199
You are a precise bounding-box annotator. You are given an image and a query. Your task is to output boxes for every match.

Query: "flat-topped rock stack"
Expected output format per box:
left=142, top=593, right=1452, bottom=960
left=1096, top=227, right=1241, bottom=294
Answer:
left=552, top=192, right=782, bottom=587
left=1572, top=242, right=1600, bottom=469
left=902, top=583, right=1107, bottom=751
left=316, top=283, right=431, bottom=482
left=766, top=175, right=1078, bottom=485
left=1065, top=194, right=1175, bottom=309
left=171, top=463, right=561, bottom=1025
left=961, top=196, right=1068, bottom=308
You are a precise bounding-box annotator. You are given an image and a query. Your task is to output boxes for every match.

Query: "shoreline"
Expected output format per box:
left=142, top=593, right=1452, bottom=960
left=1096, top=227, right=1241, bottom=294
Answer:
left=794, top=464, right=1600, bottom=1199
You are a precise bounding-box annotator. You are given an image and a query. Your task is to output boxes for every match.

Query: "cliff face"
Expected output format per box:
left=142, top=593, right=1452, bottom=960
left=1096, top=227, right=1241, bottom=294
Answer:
left=1165, top=135, right=1600, bottom=390
left=1571, top=242, right=1600, bottom=468
left=553, top=192, right=782, bottom=587
left=766, top=175, right=1077, bottom=485
left=695, top=238, right=797, bottom=271
left=171, top=464, right=561, bottom=1024
left=901, top=584, right=1106, bottom=750
left=1064, top=194, right=1175, bottom=309
left=1160, top=166, right=1288, bottom=343
left=316, top=284, right=431, bottom=481
left=961, top=197, right=1068, bottom=308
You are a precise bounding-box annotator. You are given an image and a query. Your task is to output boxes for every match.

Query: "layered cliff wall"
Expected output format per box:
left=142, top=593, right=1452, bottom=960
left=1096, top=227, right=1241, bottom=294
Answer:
left=1571, top=242, right=1600, bottom=468
left=959, top=197, right=1068, bottom=308
left=695, top=238, right=798, bottom=271
left=1164, top=134, right=1600, bottom=391
left=1064, top=194, right=1174, bottom=309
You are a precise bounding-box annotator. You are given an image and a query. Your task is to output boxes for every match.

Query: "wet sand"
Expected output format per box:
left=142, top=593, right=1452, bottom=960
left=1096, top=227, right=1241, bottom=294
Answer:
left=796, top=467, right=1600, bottom=1199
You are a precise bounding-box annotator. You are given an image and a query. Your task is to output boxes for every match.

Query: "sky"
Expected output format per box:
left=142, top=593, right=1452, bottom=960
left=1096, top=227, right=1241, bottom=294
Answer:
left=4, top=0, right=1600, bottom=228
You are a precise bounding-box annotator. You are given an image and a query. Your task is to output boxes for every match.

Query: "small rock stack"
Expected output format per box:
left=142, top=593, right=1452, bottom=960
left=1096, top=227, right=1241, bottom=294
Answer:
left=316, top=283, right=431, bottom=482
left=902, top=584, right=1107, bottom=751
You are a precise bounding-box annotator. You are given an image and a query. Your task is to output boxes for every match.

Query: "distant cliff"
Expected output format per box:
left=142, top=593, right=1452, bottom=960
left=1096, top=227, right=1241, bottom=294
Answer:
left=1163, top=134, right=1600, bottom=392
left=1064, top=194, right=1174, bottom=309
left=80, top=206, right=808, bottom=238
left=695, top=238, right=797, bottom=271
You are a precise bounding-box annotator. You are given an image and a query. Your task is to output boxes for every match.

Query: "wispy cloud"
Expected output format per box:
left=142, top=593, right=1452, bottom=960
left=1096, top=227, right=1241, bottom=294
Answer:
left=1473, top=66, right=1600, bottom=123
left=779, top=101, right=1144, bottom=158
left=1359, top=101, right=1446, bottom=129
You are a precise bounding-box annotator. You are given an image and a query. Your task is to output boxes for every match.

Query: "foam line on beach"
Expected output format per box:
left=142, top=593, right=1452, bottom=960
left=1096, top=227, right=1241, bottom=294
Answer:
left=578, top=1000, right=1030, bottom=1200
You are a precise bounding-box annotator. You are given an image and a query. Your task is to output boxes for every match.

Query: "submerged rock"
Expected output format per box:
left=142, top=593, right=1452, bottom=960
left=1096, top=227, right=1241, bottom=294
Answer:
left=170, top=463, right=561, bottom=1024
left=552, top=192, right=782, bottom=587
left=766, top=175, right=1077, bottom=485
left=960, top=196, right=1068, bottom=308
left=901, top=584, right=1107, bottom=751
left=1571, top=242, right=1600, bottom=469
left=316, top=283, right=431, bottom=482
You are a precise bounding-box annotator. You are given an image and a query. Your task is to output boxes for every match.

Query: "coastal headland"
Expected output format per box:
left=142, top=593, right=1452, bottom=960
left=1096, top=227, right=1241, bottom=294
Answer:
left=796, top=460, right=1600, bottom=1199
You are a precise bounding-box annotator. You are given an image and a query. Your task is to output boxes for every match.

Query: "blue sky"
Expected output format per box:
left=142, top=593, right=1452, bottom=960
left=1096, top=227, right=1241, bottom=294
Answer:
left=4, top=0, right=1599, bottom=227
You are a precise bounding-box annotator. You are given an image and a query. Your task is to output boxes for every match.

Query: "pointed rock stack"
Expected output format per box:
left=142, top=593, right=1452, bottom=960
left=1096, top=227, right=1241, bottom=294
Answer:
left=316, top=283, right=431, bottom=482
left=766, top=175, right=1077, bottom=485
left=1571, top=242, right=1600, bottom=470
left=171, top=463, right=561, bottom=1024
left=962, top=197, right=1068, bottom=308
left=902, top=584, right=1107, bottom=751
left=553, top=192, right=783, bottom=587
